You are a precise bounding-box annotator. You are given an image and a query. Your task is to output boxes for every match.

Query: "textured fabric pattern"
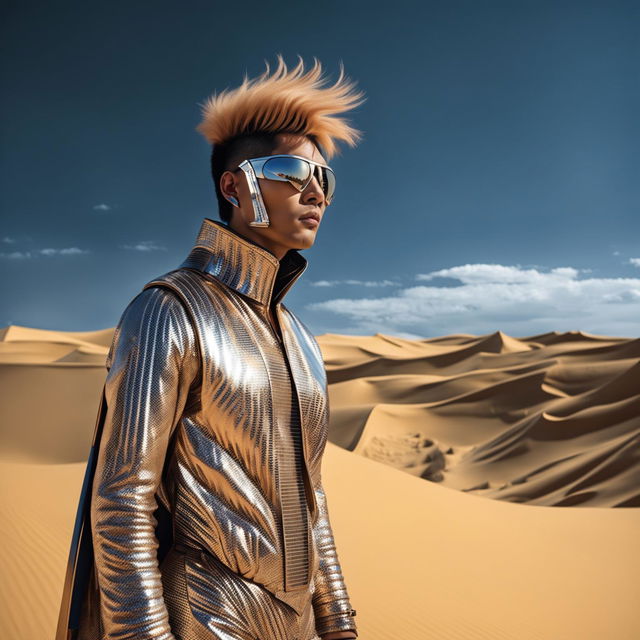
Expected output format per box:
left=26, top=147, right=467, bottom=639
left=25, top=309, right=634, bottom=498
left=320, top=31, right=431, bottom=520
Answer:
left=162, top=544, right=320, bottom=640
left=91, top=286, right=199, bottom=639
left=57, top=218, right=358, bottom=639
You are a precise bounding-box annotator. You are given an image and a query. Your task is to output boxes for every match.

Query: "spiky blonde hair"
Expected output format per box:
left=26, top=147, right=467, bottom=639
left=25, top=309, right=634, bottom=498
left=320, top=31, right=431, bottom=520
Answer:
left=195, top=54, right=366, bottom=159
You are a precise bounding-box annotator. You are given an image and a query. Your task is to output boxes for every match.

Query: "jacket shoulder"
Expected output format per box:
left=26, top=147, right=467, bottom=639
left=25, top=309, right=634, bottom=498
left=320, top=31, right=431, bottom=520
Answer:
left=142, top=267, right=225, bottom=310
left=143, top=266, right=209, bottom=290
left=106, top=279, right=197, bottom=372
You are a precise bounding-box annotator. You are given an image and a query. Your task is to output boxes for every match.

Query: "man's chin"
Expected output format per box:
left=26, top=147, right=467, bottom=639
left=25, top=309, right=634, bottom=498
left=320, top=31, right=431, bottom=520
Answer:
left=286, top=230, right=317, bottom=250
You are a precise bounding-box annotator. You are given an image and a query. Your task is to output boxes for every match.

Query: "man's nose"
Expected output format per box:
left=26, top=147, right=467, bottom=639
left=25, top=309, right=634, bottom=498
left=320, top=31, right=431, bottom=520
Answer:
left=302, top=175, right=325, bottom=204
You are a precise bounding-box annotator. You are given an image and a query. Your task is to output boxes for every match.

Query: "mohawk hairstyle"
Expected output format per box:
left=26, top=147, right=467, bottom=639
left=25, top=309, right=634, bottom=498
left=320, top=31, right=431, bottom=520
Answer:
left=195, top=54, right=366, bottom=223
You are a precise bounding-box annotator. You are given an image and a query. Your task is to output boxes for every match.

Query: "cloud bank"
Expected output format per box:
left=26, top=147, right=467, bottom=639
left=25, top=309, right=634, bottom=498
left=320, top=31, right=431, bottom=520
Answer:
left=306, top=263, right=640, bottom=338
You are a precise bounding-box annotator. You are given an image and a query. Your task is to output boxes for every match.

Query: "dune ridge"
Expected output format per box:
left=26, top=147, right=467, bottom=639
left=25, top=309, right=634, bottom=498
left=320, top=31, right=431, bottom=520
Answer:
left=317, top=330, right=640, bottom=507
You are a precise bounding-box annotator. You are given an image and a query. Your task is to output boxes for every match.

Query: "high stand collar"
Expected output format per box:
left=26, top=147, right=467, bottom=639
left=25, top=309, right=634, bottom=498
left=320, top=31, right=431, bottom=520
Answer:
left=179, top=218, right=308, bottom=308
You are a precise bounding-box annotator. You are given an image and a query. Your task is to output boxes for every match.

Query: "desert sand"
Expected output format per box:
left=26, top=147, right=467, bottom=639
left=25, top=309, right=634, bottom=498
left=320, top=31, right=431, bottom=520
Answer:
left=0, top=324, right=638, bottom=639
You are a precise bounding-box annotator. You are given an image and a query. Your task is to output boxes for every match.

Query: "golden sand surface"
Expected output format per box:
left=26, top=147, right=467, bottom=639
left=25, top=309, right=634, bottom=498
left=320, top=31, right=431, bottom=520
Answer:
left=1, top=325, right=638, bottom=639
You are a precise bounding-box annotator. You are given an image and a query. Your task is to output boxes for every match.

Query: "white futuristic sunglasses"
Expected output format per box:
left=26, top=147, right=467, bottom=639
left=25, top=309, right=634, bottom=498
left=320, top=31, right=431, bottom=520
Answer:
left=231, top=154, right=336, bottom=227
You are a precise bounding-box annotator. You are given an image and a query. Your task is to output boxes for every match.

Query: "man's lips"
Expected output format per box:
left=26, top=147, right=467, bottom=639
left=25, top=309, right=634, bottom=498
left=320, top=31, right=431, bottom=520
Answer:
left=299, top=211, right=321, bottom=222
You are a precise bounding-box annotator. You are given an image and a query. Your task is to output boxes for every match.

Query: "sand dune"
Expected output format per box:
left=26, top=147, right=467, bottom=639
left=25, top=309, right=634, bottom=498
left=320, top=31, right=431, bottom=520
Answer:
left=0, top=326, right=110, bottom=464
left=318, top=330, right=640, bottom=507
left=1, top=324, right=638, bottom=639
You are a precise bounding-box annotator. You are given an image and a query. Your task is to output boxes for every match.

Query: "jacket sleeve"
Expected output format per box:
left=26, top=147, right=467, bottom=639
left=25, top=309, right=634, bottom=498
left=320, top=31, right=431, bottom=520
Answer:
left=90, top=286, right=199, bottom=639
left=311, top=476, right=358, bottom=637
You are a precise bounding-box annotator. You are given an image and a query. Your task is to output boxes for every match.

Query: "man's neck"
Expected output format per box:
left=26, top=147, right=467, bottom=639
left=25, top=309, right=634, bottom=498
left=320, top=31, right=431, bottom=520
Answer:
left=228, top=219, right=288, bottom=261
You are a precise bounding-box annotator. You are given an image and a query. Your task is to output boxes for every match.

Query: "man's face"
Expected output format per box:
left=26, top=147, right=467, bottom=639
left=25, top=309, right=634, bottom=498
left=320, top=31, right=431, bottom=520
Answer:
left=222, top=134, right=329, bottom=259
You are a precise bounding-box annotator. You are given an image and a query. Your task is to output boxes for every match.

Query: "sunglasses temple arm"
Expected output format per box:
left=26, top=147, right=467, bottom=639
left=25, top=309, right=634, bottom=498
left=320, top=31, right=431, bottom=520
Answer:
left=238, top=160, right=271, bottom=227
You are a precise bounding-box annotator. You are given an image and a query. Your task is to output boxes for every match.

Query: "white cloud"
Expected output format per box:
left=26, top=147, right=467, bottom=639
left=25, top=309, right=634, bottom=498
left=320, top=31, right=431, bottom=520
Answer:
left=60, top=247, right=89, bottom=255
left=120, top=240, right=167, bottom=252
left=0, top=251, right=31, bottom=259
left=92, top=203, right=111, bottom=211
left=416, top=263, right=582, bottom=284
left=39, top=247, right=90, bottom=256
left=2, top=236, right=16, bottom=244
left=0, top=247, right=90, bottom=259
left=306, top=263, right=640, bottom=338
left=310, top=278, right=400, bottom=288
left=629, top=258, right=640, bottom=267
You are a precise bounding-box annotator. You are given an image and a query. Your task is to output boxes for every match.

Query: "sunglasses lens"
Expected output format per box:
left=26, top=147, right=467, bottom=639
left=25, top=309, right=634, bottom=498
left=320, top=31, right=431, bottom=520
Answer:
left=262, top=156, right=311, bottom=190
left=313, top=165, right=336, bottom=204
left=323, top=167, right=336, bottom=204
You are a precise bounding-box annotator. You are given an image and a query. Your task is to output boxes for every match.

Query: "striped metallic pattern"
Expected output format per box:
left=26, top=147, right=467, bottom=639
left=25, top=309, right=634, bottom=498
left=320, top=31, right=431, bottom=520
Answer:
left=161, top=544, right=320, bottom=640
left=63, top=218, right=357, bottom=639
left=269, top=339, right=311, bottom=591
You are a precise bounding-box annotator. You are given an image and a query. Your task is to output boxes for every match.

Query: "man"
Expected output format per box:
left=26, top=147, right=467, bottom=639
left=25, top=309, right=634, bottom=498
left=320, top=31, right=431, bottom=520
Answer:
left=56, top=54, right=366, bottom=640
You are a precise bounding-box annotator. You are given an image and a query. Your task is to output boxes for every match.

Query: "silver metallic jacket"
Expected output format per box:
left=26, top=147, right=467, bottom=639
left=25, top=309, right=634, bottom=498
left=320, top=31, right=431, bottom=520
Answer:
left=55, top=218, right=358, bottom=639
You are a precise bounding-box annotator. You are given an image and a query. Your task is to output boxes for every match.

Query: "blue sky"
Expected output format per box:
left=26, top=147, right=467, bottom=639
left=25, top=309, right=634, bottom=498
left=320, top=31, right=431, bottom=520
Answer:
left=1, top=0, right=638, bottom=339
